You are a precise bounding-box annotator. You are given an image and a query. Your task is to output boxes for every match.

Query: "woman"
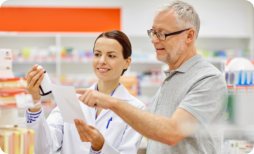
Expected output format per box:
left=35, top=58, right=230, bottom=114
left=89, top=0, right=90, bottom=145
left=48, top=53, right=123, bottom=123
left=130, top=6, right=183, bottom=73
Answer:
left=26, top=30, right=144, bottom=154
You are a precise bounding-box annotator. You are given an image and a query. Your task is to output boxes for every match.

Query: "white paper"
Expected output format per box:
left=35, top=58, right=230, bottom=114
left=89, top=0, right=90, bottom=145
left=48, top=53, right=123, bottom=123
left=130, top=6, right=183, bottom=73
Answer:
left=0, top=147, right=6, bottom=154
left=51, top=84, right=86, bottom=123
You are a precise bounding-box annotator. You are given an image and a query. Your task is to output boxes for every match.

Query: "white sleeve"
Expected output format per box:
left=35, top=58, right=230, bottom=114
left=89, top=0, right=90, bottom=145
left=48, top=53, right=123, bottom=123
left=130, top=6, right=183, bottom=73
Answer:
left=26, top=107, right=64, bottom=154
left=99, top=104, right=145, bottom=154
left=89, top=128, right=143, bottom=154
left=99, top=124, right=142, bottom=154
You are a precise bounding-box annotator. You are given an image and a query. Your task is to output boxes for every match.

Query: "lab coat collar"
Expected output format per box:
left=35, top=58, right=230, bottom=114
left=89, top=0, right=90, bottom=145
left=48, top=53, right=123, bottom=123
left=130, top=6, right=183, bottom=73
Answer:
left=90, top=83, right=134, bottom=121
left=90, top=83, right=134, bottom=101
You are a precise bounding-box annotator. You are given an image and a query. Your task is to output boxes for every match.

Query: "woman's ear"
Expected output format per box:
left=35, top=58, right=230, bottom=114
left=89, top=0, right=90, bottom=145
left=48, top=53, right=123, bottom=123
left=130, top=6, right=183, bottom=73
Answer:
left=124, top=57, right=131, bottom=69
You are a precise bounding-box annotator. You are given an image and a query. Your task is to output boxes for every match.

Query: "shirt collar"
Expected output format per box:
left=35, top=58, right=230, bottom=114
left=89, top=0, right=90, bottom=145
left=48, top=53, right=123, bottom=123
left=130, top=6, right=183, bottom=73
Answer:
left=164, top=54, right=202, bottom=76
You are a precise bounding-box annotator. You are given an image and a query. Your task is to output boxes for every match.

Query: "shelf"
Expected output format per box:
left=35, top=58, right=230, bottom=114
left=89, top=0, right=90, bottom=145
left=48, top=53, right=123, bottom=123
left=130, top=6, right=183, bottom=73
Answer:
left=198, top=34, right=251, bottom=39
left=1, top=31, right=252, bottom=98
left=12, top=59, right=163, bottom=65
left=197, top=37, right=250, bottom=51
left=13, top=60, right=56, bottom=64
left=0, top=32, right=251, bottom=51
left=223, top=125, right=254, bottom=141
left=131, top=60, right=162, bottom=65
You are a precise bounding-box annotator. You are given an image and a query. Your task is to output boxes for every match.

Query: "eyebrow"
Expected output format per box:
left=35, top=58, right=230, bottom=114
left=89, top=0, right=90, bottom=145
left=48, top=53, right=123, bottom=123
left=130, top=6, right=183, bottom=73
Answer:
left=94, top=50, right=117, bottom=54
left=152, top=27, right=169, bottom=32
left=107, top=51, right=117, bottom=54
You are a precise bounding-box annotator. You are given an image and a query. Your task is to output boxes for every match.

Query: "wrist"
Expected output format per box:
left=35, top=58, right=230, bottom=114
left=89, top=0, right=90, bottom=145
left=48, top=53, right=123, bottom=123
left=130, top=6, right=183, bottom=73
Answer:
left=91, top=144, right=103, bottom=152
left=90, top=147, right=102, bottom=154
left=91, top=137, right=104, bottom=151
left=28, top=101, right=42, bottom=112
left=108, top=97, right=118, bottom=111
left=33, top=98, right=41, bottom=102
left=32, top=94, right=41, bottom=102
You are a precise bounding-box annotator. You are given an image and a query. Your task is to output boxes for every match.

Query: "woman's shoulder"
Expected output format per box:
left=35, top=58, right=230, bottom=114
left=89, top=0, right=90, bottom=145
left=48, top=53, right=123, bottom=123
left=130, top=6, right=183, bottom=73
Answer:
left=118, top=85, right=145, bottom=110
left=129, top=96, right=145, bottom=110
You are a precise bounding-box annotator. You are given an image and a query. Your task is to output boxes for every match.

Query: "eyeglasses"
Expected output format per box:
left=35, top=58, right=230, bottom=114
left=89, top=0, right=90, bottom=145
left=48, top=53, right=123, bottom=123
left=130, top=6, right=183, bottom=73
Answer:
left=147, top=28, right=190, bottom=41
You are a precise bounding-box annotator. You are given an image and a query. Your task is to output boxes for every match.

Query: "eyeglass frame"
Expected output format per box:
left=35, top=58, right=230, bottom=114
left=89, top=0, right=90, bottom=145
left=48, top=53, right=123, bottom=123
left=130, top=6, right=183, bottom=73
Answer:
left=147, top=28, right=191, bottom=41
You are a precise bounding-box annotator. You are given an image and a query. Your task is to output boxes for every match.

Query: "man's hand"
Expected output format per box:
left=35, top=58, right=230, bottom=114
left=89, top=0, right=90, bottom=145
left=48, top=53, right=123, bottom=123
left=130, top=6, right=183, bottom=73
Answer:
left=74, top=119, right=104, bottom=151
left=76, top=89, right=116, bottom=109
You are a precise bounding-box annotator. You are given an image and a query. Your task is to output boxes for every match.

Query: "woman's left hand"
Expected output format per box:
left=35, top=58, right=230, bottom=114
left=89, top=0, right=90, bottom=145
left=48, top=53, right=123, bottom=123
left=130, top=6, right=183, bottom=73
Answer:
left=74, top=119, right=105, bottom=151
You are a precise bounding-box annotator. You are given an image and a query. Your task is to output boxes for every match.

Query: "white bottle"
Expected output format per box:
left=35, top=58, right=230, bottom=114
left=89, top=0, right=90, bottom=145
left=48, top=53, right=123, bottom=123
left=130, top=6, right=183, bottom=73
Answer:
left=37, top=65, right=52, bottom=98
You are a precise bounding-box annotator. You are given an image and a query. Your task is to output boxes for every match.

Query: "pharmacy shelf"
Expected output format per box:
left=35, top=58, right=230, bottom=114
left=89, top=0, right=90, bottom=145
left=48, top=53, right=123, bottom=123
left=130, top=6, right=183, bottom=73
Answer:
left=1, top=32, right=252, bottom=98
left=223, top=125, right=254, bottom=141
left=1, top=32, right=251, bottom=51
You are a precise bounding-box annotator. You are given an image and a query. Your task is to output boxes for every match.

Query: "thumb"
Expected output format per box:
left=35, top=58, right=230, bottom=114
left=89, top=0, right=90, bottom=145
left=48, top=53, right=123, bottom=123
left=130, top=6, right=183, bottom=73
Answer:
left=76, top=88, right=87, bottom=95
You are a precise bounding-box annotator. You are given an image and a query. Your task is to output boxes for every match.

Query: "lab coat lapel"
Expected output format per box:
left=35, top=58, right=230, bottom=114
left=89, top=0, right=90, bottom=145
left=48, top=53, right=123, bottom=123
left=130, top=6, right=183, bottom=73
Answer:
left=95, top=108, right=110, bottom=121
left=95, top=84, right=132, bottom=121
left=89, top=83, right=109, bottom=121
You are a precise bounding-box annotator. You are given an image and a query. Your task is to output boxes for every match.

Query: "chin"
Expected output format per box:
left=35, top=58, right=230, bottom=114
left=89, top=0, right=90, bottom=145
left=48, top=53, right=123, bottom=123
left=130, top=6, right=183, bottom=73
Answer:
left=95, top=73, right=105, bottom=79
left=98, top=76, right=109, bottom=81
left=157, top=55, right=167, bottom=63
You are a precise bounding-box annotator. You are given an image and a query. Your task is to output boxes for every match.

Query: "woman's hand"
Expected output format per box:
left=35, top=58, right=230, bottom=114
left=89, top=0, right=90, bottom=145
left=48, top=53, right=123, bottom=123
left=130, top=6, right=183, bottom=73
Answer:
left=26, top=65, right=45, bottom=112
left=26, top=65, right=44, bottom=101
left=74, top=119, right=105, bottom=151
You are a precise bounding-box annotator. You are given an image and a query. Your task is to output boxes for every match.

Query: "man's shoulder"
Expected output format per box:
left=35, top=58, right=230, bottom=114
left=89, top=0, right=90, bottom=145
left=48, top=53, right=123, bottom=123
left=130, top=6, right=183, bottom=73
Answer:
left=191, top=58, right=222, bottom=76
left=182, top=58, right=226, bottom=88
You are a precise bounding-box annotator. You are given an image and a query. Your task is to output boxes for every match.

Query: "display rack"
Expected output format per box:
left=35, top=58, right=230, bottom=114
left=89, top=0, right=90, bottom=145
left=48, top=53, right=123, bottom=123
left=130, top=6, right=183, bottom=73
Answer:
left=1, top=32, right=252, bottom=106
left=0, top=33, right=165, bottom=105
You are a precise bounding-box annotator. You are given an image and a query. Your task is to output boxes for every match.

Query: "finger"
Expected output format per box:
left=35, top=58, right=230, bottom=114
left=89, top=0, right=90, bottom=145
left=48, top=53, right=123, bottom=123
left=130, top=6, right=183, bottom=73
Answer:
left=29, top=69, right=44, bottom=87
left=78, top=90, right=98, bottom=107
left=74, top=119, right=92, bottom=142
left=26, top=66, right=43, bottom=84
left=25, top=64, right=39, bottom=80
left=74, top=119, right=103, bottom=147
left=75, top=119, right=92, bottom=132
left=79, top=89, right=90, bottom=103
left=83, top=91, right=97, bottom=107
left=27, top=71, right=41, bottom=89
left=78, top=119, right=95, bottom=134
left=27, top=64, right=38, bottom=74
left=82, top=124, right=102, bottom=143
left=76, top=88, right=87, bottom=95
left=78, top=131, right=90, bottom=142
left=83, top=90, right=91, bottom=105
left=74, top=120, right=88, bottom=140
left=34, top=72, right=44, bottom=88
left=87, top=125, right=96, bottom=131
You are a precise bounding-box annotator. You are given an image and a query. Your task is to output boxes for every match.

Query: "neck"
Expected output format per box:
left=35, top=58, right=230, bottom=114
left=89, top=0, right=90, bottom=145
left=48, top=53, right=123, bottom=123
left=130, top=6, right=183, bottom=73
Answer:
left=97, top=80, right=120, bottom=95
left=169, top=46, right=197, bottom=70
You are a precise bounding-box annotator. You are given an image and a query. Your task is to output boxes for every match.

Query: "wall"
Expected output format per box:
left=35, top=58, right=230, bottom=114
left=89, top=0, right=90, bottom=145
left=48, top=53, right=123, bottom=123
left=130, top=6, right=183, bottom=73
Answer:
left=2, top=0, right=254, bottom=37
left=1, top=0, right=254, bottom=56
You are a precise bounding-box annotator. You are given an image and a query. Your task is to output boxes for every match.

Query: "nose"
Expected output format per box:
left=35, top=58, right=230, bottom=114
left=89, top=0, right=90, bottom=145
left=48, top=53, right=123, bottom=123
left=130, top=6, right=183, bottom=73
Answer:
left=98, top=55, right=106, bottom=64
left=151, top=34, right=160, bottom=44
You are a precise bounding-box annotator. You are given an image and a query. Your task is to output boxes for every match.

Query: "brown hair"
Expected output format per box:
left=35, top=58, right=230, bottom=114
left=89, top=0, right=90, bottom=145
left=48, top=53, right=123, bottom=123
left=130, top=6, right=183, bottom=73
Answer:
left=93, top=30, right=132, bottom=75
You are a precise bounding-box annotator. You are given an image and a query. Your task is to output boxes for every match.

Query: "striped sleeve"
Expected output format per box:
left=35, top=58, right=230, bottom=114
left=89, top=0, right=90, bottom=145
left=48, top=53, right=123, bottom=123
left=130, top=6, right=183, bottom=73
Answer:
left=89, top=148, right=101, bottom=154
left=26, top=109, right=42, bottom=123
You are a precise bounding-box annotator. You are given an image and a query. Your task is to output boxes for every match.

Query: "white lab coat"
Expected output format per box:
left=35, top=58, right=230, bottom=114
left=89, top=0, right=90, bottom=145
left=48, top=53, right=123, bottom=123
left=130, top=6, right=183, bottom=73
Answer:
left=26, top=84, right=145, bottom=154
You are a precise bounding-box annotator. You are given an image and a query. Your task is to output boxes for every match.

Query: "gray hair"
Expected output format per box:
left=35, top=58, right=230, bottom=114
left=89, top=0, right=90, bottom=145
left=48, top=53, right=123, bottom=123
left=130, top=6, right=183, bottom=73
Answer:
left=160, top=0, right=200, bottom=38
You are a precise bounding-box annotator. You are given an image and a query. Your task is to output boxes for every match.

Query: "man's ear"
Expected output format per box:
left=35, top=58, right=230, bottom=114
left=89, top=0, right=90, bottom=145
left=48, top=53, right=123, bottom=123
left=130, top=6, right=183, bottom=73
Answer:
left=186, top=29, right=195, bottom=43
